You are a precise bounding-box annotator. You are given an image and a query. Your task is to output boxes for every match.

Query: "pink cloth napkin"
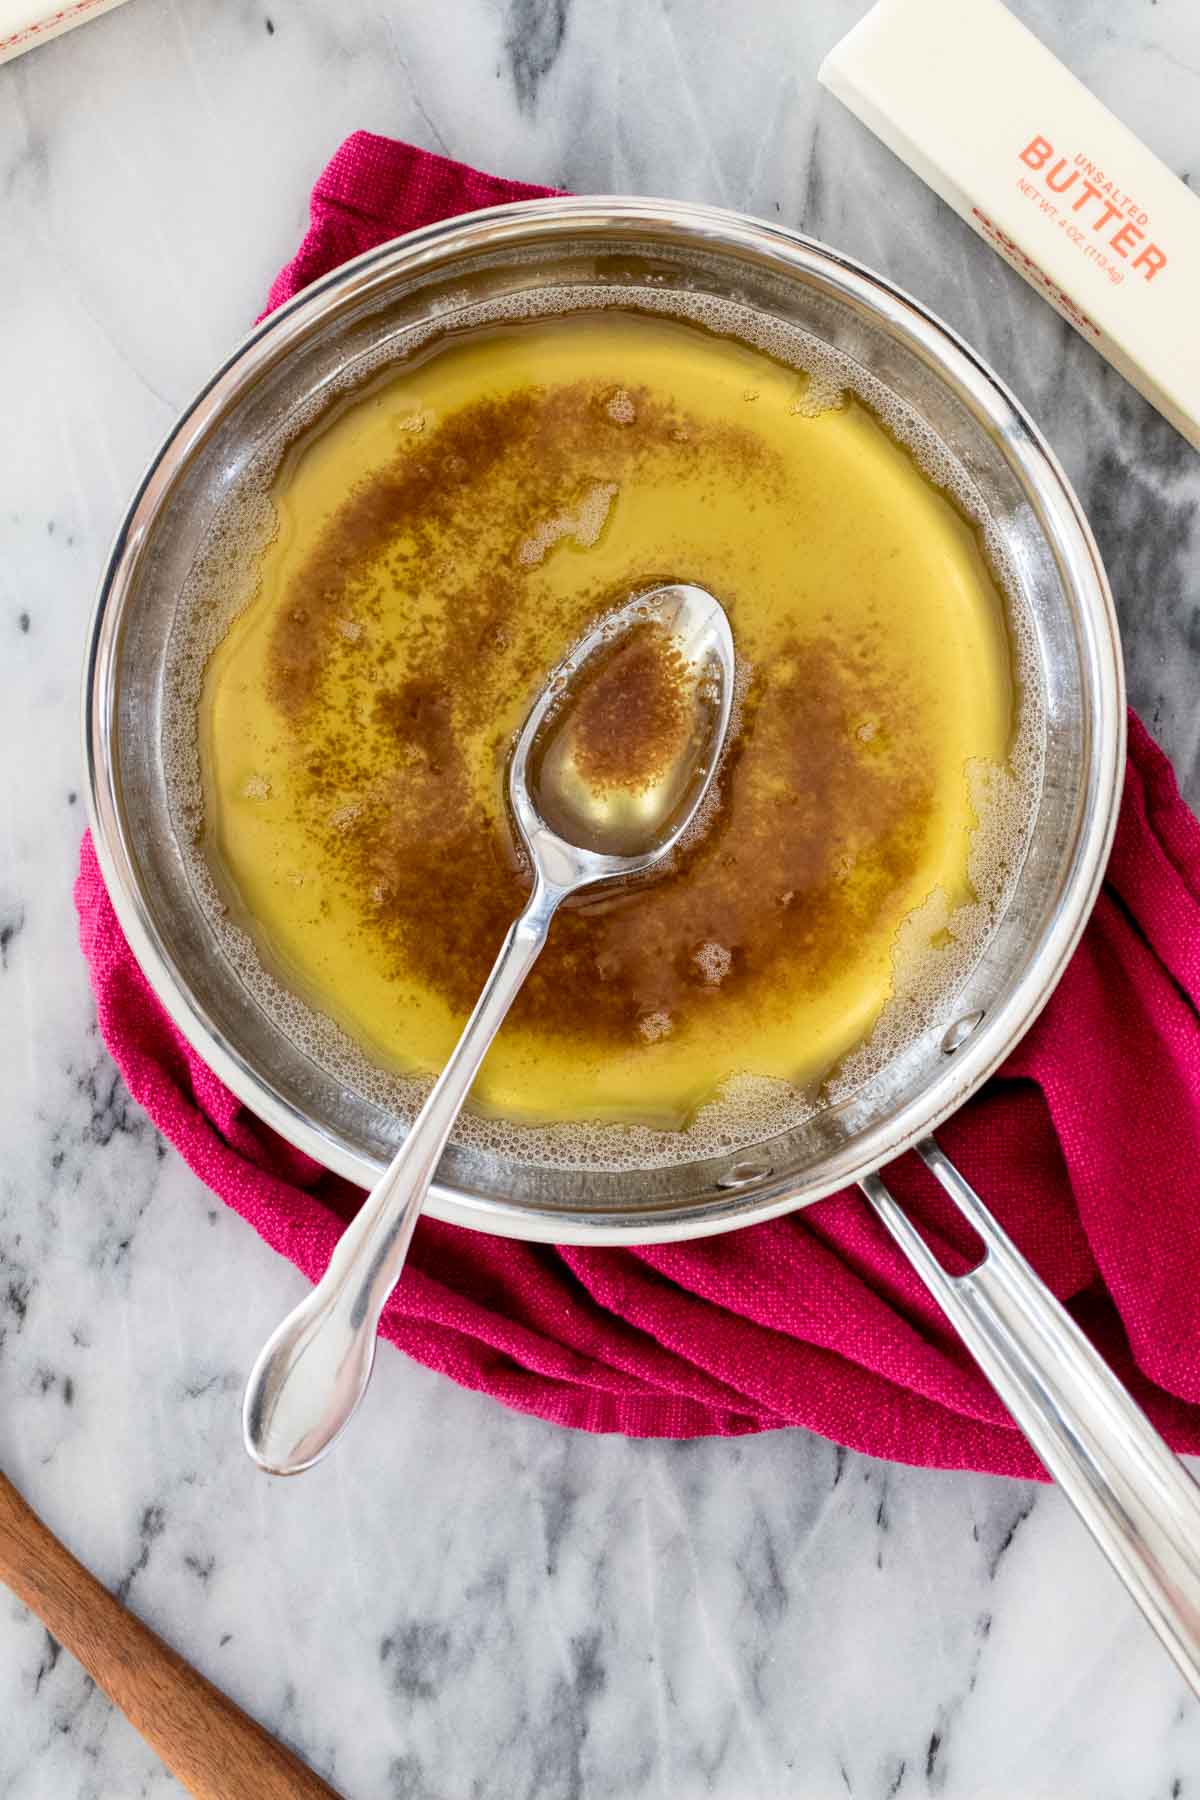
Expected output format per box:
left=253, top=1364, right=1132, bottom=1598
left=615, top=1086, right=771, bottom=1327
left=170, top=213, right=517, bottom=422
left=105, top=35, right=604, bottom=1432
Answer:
left=76, top=133, right=1200, bottom=1479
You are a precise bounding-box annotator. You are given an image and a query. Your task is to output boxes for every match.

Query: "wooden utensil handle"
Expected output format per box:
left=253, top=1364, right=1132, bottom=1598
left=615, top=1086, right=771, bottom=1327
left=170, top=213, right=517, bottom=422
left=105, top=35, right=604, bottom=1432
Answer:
left=0, top=1472, right=340, bottom=1799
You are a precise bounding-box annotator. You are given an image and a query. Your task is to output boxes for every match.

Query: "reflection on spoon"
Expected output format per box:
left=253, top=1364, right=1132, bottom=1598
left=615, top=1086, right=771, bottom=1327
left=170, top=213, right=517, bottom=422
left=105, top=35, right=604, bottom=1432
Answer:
left=242, top=583, right=736, bottom=1475
left=531, top=602, right=725, bottom=857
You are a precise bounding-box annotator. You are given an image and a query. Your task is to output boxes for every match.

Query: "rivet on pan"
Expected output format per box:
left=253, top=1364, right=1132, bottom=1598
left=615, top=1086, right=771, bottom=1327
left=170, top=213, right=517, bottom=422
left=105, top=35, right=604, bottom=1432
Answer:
left=941, top=1010, right=986, bottom=1054
left=717, top=1162, right=773, bottom=1190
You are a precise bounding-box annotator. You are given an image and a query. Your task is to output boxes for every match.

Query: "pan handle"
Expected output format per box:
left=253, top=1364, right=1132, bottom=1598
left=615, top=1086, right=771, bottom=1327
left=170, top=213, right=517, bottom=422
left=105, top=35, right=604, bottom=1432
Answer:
left=861, top=1135, right=1200, bottom=1696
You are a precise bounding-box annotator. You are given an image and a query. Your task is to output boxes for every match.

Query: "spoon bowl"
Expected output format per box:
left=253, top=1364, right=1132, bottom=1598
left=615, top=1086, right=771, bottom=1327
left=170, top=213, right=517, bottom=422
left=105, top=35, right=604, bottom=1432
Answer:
left=242, top=583, right=734, bottom=1473
left=515, top=582, right=735, bottom=880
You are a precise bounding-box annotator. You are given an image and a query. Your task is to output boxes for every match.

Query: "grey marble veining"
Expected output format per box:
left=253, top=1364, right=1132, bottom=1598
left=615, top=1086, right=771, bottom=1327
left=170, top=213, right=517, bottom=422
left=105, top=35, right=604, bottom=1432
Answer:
left=2, top=0, right=1200, bottom=1795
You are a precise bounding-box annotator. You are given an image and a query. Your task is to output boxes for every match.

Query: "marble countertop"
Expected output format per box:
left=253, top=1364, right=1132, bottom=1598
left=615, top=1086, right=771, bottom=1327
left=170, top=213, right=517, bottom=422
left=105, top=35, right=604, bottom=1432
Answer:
left=3, top=1, right=1200, bottom=1794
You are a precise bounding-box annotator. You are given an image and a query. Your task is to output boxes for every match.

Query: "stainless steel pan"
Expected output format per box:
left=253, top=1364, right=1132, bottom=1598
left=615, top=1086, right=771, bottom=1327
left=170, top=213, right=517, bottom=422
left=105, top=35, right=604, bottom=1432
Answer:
left=83, top=199, right=1200, bottom=1689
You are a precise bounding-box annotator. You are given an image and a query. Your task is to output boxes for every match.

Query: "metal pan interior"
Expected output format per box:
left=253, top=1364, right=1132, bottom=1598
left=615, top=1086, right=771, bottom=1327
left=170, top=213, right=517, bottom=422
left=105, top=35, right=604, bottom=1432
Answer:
left=84, top=199, right=1124, bottom=1244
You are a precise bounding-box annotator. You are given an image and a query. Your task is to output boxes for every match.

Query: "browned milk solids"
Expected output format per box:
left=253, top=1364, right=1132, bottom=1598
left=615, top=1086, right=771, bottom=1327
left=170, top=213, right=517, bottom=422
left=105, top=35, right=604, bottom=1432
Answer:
left=560, top=621, right=692, bottom=799
left=531, top=616, right=709, bottom=859
left=198, top=308, right=1020, bottom=1132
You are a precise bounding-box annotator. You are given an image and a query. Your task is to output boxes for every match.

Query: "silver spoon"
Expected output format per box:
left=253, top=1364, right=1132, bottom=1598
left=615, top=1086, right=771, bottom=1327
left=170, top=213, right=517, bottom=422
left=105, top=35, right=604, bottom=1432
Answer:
left=243, top=583, right=736, bottom=1474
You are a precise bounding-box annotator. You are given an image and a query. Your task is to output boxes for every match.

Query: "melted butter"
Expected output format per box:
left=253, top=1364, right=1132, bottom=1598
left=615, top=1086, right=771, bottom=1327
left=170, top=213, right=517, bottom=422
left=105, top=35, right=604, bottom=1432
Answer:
left=531, top=616, right=715, bottom=857
left=198, top=309, right=1015, bottom=1130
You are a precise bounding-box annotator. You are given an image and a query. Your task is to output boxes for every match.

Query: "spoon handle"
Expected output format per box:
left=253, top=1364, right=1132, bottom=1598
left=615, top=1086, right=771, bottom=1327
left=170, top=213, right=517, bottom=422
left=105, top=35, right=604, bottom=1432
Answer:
left=0, top=1472, right=341, bottom=1797
left=243, top=880, right=564, bottom=1475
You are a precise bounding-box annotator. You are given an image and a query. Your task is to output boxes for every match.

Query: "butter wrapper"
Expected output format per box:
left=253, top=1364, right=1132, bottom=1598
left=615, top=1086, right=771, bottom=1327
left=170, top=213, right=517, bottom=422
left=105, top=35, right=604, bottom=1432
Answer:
left=1, top=0, right=133, bottom=65
left=820, top=0, right=1200, bottom=451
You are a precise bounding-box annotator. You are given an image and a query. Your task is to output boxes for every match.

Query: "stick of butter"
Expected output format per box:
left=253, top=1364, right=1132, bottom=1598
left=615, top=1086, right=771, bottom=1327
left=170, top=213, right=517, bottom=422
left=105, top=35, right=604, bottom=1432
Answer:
left=1, top=0, right=133, bottom=66
left=819, top=0, right=1200, bottom=451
